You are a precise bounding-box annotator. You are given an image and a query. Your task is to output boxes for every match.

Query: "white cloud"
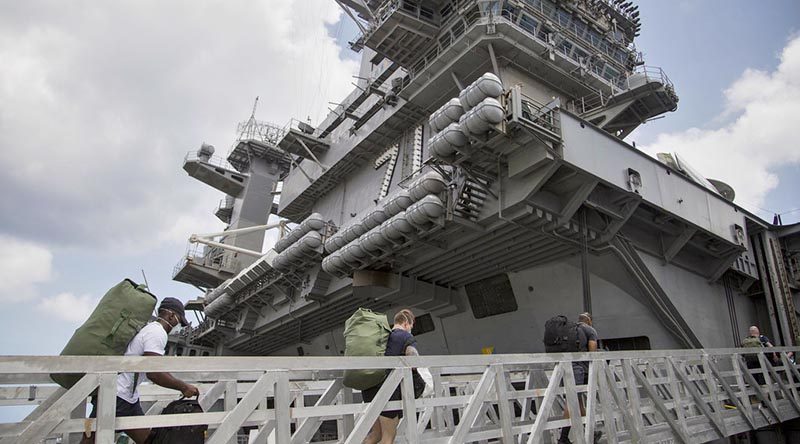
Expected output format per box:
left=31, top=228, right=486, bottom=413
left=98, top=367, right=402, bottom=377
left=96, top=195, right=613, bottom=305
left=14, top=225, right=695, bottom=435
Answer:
left=0, top=0, right=359, bottom=252
left=0, top=235, right=53, bottom=302
left=36, top=292, right=97, bottom=324
left=642, top=36, right=800, bottom=215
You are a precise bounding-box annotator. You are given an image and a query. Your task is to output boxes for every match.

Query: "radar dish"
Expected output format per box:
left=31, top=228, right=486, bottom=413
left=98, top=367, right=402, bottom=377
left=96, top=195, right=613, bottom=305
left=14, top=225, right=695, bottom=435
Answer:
left=708, top=179, right=735, bottom=201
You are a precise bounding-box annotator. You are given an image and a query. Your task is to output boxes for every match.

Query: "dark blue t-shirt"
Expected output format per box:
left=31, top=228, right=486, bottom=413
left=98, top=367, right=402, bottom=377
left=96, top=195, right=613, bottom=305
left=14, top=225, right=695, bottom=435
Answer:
left=385, top=328, right=417, bottom=356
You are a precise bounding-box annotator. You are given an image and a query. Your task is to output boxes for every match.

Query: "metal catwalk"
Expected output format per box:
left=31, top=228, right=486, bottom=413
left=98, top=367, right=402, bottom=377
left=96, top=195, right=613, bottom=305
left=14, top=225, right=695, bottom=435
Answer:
left=2, top=347, right=799, bottom=443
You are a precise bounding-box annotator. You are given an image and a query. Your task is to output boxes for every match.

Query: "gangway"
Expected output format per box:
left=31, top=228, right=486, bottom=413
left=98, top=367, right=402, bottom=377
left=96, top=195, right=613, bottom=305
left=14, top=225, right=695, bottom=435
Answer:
left=1, top=347, right=799, bottom=443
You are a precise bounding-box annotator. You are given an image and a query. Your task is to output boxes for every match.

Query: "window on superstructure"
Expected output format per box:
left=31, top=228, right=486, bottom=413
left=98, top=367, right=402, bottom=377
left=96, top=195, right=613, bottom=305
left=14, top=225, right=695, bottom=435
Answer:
left=557, top=9, right=571, bottom=27
left=411, top=313, right=436, bottom=336
left=599, top=336, right=651, bottom=351
left=603, top=65, right=621, bottom=82
left=536, top=25, right=551, bottom=41
left=559, top=39, right=573, bottom=57
left=451, top=19, right=465, bottom=38
left=440, top=2, right=454, bottom=22
left=466, top=274, right=518, bottom=319
left=520, top=13, right=538, bottom=34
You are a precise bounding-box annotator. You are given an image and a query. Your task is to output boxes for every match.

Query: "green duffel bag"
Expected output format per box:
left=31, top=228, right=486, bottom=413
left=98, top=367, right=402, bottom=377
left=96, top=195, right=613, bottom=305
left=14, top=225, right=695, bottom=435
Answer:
left=343, top=308, right=391, bottom=390
left=51, top=279, right=157, bottom=389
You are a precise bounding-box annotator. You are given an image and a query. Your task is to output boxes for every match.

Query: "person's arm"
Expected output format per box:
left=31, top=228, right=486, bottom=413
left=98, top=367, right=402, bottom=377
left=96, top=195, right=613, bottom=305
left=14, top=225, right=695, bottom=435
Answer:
left=405, top=345, right=419, bottom=356
left=143, top=352, right=200, bottom=398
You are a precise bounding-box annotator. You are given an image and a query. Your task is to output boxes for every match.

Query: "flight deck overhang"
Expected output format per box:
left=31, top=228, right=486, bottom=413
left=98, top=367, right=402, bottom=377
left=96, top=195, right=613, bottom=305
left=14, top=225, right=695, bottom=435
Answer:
left=559, top=110, right=744, bottom=247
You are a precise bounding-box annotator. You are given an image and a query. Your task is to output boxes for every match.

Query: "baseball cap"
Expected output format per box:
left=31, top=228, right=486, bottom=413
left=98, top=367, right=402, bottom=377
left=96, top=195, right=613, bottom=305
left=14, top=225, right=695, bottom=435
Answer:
left=159, top=297, right=189, bottom=327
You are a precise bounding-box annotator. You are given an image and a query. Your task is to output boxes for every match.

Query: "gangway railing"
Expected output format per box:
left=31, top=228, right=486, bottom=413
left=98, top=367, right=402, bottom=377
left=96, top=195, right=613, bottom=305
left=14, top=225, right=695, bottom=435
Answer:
left=2, top=347, right=799, bottom=443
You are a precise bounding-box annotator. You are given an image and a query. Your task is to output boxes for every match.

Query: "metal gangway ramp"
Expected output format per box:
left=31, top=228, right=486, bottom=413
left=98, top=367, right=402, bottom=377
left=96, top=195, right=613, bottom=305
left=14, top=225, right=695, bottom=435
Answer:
left=1, top=347, right=799, bottom=443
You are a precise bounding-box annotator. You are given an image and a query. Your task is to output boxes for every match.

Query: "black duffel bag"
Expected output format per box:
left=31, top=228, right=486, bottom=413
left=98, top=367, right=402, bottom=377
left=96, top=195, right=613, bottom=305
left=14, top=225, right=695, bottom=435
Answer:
left=148, top=398, right=207, bottom=444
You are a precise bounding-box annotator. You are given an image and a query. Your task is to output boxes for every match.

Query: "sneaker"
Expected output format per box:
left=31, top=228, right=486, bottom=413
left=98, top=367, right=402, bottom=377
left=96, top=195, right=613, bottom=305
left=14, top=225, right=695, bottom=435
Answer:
left=593, top=430, right=603, bottom=443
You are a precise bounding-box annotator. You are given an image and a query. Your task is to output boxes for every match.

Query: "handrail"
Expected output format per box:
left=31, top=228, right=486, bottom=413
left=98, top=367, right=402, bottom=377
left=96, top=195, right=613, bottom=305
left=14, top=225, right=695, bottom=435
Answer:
left=184, top=149, right=241, bottom=173
left=3, top=347, right=799, bottom=443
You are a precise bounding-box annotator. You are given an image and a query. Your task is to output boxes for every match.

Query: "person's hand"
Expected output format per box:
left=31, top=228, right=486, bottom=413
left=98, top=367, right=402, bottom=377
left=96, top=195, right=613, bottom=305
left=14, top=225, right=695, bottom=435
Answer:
left=182, top=384, right=200, bottom=398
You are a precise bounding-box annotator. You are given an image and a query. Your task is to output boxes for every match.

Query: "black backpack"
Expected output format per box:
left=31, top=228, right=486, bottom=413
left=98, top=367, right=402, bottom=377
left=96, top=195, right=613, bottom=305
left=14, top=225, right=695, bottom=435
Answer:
left=149, top=398, right=207, bottom=444
left=543, top=315, right=580, bottom=352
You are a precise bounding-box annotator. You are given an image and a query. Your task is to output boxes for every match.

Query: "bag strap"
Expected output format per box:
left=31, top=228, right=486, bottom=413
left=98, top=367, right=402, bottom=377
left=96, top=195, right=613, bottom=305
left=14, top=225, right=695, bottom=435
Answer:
left=131, top=372, right=140, bottom=397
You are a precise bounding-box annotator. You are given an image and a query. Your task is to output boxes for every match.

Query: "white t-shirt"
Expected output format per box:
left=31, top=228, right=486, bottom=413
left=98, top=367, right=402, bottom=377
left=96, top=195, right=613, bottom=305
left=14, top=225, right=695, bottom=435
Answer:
left=116, top=322, right=167, bottom=403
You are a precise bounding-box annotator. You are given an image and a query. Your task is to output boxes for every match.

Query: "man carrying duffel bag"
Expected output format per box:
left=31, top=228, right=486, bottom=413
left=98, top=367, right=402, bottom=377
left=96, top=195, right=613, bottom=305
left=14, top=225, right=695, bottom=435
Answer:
left=81, top=297, right=200, bottom=444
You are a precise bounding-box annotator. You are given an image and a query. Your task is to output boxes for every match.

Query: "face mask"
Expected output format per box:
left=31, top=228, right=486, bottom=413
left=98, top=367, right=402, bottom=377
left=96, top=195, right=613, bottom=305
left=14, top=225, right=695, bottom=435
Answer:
left=168, top=319, right=181, bottom=335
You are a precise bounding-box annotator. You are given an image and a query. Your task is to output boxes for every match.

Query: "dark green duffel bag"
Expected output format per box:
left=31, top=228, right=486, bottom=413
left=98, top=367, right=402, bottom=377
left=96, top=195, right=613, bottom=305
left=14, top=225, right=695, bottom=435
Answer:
left=51, top=279, right=157, bottom=388
left=343, top=308, right=391, bottom=390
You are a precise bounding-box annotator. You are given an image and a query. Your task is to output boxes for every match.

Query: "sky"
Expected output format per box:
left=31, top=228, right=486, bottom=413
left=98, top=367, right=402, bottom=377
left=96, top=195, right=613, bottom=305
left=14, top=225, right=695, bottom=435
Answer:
left=0, top=0, right=798, bottom=359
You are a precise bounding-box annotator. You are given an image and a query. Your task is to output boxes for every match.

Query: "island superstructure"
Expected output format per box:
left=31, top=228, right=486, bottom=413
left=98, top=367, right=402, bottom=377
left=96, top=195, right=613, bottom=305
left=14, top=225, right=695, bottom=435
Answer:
left=169, top=0, right=800, bottom=358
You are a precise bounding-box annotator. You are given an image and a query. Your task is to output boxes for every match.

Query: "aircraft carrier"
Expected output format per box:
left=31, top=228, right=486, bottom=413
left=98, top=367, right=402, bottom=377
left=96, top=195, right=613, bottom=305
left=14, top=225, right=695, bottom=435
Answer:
left=168, top=0, right=800, bottom=359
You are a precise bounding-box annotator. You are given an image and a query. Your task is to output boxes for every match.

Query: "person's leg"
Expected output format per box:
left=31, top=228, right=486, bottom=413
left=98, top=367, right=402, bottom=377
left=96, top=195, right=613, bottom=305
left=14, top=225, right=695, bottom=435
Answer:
left=363, top=420, right=382, bottom=444
left=117, top=399, right=150, bottom=443
left=361, top=385, right=382, bottom=444
left=378, top=414, right=400, bottom=444
left=559, top=365, right=588, bottom=443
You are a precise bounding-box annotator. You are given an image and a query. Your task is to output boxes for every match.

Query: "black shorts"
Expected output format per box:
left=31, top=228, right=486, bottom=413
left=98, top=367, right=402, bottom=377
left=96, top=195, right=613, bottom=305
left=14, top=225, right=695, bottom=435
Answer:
left=362, top=383, right=403, bottom=419
left=89, top=396, right=144, bottom=419
left=573, top=364, right=588, bottom=385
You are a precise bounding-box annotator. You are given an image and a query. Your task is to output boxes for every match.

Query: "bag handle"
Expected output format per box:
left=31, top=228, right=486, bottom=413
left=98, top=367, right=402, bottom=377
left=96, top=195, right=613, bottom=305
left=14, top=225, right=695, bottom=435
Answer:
left=101, top=309, right=131, bottom=347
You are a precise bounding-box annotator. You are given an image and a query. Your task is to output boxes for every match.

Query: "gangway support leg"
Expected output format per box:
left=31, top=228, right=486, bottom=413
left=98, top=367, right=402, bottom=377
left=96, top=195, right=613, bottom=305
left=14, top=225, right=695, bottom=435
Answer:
left=493, top=364, right=515, bottom=444
left=700, top=356, right=728, bottom=436
left=595, top=361, right=618, bottom=444
left=562, top=364, right=586, bottom=444
left=665, top=357, right=690, bottom=437
left=292, top=379, right=343, bottom=444
left=621, top=360, right=645, bottom=440
left=583, top=361, right=598, bottom=444
left=95, top=373, right=118, bottom=443
left=207, top=373, right=275, bottom=444
left=344, top=368, right=403, bottom=444
left=16, top=373, right=99, bottom=443
left=764, top=355, right=800, bottom=415
left=448, top=366, right=497, bottom=444
left=631, top=362, right=690, bottom=443
left=400, top=367, right=420, bottom=444
left=199, top=380, right=229, bottom=412
left=275, top=372, right=291, bottom=444
left=526, top=362, right=564, bottom=444
left=601, top=360, right=640, bottom=442
left=735, top=357, right=782, bottom=423
left=704, top=356, right=756, bottom=430
left=668, top=358, right=726, bottom=438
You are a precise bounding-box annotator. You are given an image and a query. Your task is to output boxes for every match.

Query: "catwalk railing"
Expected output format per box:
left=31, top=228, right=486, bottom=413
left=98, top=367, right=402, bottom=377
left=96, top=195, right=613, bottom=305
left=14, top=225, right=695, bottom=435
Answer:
left=1, top=347, right=799, bottom=443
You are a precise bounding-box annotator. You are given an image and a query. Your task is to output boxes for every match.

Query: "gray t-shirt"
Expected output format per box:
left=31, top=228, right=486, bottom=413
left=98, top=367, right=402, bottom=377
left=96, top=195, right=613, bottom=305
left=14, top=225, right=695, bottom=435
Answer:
left=575, top=323, right=598, bottom=371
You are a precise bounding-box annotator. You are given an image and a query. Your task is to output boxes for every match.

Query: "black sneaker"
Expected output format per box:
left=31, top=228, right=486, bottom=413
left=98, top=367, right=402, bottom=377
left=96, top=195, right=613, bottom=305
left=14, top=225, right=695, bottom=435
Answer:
left=594, top=430, right=603, bottom=443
